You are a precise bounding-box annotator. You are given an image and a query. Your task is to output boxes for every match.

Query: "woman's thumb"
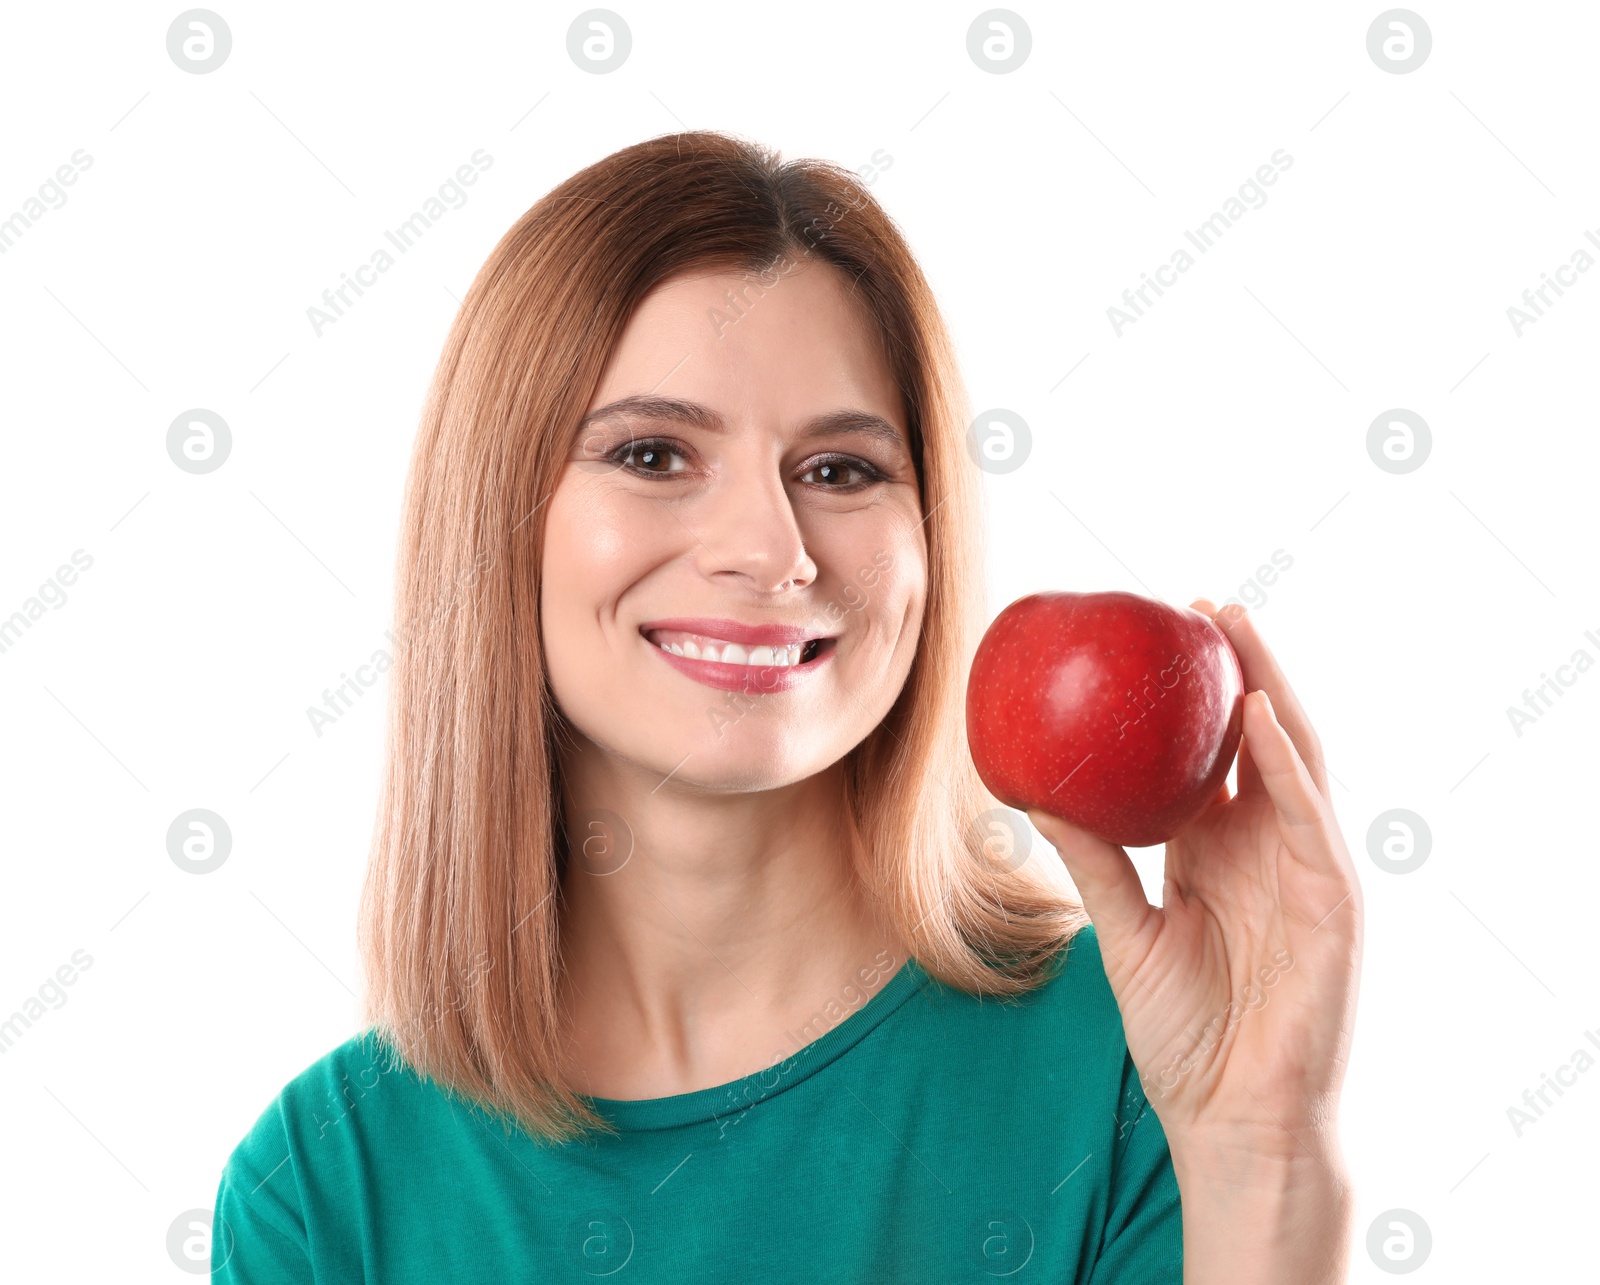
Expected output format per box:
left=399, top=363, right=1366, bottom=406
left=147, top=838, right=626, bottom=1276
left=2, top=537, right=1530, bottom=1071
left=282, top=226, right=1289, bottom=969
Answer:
left=1026, top=807, right=1154, bottom=945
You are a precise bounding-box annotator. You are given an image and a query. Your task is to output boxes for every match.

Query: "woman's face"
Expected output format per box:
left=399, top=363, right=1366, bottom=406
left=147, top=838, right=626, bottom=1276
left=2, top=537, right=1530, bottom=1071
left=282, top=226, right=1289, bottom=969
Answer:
left=540, top=260, right=928, bottom=793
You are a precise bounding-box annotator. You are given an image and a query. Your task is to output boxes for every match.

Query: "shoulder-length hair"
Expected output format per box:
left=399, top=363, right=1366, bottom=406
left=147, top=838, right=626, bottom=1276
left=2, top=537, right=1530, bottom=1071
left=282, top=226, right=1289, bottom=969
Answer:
left=357, top=129, right=1089, bottom=1145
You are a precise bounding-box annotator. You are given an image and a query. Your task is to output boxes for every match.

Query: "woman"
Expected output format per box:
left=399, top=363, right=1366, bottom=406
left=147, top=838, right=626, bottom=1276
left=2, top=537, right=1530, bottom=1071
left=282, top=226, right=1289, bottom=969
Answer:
left=213, top=130, right=1362, bottom=1282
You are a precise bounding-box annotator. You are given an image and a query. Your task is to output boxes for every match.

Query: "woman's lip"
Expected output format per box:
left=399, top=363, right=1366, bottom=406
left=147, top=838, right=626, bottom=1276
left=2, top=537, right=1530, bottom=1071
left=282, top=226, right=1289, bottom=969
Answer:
left=644, top=633, right=837, bottom=694
left=636, top=617, right=832, bottom=647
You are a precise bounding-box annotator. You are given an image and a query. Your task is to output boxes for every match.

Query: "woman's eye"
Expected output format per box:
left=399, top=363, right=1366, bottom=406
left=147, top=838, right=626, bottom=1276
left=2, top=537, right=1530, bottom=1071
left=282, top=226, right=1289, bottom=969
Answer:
left=613, top=440, right=687, bottom=475
left=801, top=457, right=880, bottom=489
left=607, top=441, right=881, bottom=489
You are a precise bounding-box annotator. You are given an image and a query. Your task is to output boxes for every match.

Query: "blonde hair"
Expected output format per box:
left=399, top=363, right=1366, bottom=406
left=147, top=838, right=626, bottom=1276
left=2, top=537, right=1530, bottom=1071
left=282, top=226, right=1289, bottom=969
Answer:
left=356, top=129, right=1089, bottom=1145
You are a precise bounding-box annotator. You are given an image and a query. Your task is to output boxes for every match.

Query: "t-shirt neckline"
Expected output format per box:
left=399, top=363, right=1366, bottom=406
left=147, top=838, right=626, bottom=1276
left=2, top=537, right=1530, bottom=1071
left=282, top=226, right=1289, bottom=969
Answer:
left=579, top=953, right=928, bottom=1131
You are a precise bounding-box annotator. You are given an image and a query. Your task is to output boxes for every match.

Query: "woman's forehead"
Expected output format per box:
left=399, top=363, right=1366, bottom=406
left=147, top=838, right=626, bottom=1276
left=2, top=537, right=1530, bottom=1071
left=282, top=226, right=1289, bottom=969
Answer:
left=594, top=263, right=906, bottom=434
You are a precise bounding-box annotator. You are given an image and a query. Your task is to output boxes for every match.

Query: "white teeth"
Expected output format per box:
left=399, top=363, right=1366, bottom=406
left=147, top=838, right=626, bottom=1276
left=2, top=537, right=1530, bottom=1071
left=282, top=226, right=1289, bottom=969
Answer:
left=655, top=635, right=805, bottom=667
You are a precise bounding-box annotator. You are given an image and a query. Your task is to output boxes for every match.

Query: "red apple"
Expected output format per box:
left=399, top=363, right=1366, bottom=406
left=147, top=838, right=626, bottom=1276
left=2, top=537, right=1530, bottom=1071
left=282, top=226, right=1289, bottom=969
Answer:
left=965, top=590, right=1245, bottom=848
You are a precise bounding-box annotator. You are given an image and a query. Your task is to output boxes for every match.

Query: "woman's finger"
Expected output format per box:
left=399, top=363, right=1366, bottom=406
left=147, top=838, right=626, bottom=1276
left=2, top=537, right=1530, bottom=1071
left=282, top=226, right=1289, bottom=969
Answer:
left=1242, top=689, right=1353, bottom=888
left=1026, top=807, right=1155, bottom=948
left=1210, top=603, right=1328, bottom=800
left=1234, top=723, right=1265, bottom=797
left=1189, top=598, right=1265, bottom=799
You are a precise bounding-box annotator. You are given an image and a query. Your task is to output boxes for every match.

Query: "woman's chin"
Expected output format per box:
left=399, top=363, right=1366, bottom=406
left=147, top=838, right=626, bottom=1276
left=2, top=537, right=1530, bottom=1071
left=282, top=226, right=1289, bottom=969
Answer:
left=631, top=729, right=835, bottom=795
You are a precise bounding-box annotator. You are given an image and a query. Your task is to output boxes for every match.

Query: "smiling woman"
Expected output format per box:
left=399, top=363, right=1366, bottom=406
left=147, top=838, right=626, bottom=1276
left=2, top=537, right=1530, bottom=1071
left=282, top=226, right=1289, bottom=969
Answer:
left=209, top=130, right=1189, bottom=1283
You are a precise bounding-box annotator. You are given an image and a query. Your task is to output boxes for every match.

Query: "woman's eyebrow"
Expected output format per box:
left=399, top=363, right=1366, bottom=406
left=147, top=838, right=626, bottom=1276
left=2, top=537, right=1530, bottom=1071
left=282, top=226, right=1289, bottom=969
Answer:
left=579, top=394, right=907, bottom=453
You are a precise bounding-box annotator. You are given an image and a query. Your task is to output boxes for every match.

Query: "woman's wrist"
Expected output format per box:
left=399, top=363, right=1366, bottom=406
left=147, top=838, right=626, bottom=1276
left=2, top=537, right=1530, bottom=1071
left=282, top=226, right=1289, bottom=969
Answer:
left=1168, top=1125, right=1353, bottom=1285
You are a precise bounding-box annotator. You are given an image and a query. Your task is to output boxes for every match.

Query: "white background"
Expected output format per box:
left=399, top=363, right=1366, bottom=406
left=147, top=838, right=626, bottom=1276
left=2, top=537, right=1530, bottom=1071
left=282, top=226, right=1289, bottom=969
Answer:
left=1, top=0, right=1595, bottom=1278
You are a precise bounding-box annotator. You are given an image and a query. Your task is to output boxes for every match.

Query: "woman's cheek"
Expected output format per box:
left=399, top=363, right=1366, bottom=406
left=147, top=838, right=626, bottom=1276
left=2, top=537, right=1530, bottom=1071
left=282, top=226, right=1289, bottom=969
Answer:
left=575, top=506, right=629, bottom=569
left=549, top=479, right=674, bottom=582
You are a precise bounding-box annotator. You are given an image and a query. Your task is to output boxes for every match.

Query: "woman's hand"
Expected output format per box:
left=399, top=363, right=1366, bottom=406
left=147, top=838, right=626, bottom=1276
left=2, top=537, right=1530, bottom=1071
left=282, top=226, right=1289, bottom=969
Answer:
left=1027, top=599, right=1362, bottom=1200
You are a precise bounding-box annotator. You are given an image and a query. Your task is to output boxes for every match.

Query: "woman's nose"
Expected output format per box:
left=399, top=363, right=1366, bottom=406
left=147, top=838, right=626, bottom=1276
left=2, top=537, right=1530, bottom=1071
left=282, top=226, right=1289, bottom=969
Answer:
left=691, top=462, right=816, bottom=594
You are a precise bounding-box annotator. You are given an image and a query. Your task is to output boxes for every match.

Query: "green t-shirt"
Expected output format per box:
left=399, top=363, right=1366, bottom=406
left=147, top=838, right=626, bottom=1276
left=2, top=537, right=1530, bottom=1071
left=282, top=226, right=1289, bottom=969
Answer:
left=211, top=923, right=1182, bottom=1282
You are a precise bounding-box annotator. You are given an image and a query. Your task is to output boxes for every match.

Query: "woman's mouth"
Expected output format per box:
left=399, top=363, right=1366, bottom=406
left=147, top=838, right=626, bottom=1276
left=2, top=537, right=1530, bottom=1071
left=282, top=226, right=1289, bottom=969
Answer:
left=639, top=625, right=838, bottom=693
left=645, top=628, right=832, bottom=667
